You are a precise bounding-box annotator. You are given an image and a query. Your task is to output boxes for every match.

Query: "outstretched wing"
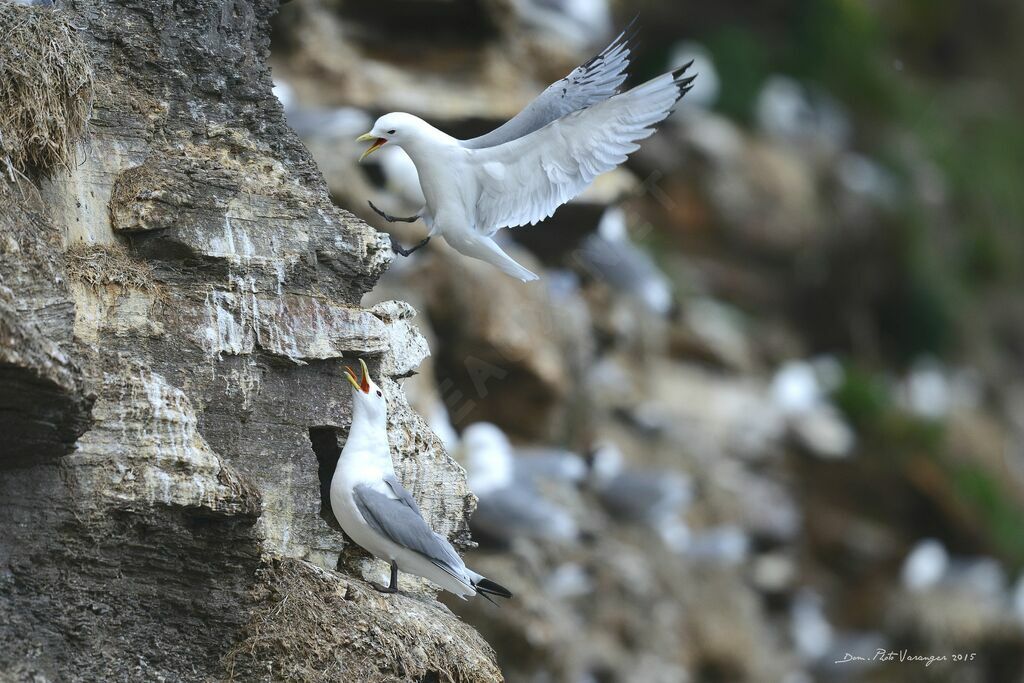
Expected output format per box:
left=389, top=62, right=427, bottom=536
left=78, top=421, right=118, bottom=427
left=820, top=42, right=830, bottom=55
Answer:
left=471, top=65, right=695, bottom=233
left=460, top=21, right=637, bottom=150
left=353, top=475, right=467, bottom=580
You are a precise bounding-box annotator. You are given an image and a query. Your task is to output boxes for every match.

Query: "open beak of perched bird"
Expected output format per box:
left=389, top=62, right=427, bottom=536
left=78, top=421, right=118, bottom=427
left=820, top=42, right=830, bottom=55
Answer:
left=344, top=358, right=371, bottom=393
left=357, top=133, right=387, bottom=162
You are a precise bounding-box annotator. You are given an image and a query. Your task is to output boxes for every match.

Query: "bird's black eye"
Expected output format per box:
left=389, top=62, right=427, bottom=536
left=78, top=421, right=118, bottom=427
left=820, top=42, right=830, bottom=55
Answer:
left=387, top=129, right=396, bottom=135
left=376, top=390, right=383, bottom=397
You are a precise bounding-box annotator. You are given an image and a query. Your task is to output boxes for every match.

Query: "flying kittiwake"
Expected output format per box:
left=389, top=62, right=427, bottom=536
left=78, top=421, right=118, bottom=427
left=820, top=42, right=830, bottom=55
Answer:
left=331, top=359, right=512, bottom=600
left=356, top=24, right=696, bottom=281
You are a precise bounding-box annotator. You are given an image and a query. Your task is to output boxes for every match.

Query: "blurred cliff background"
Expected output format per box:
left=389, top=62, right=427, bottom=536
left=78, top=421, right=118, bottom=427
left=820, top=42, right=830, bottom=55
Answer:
left=271, top=0, right=1024, bottom=681
left=2, top=0, right=1023, bottom=680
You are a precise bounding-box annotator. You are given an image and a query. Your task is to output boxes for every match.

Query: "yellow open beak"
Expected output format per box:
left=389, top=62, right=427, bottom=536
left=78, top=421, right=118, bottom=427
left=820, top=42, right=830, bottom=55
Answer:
left=357, top=132, right=387, bottom=162
left=343, top=365, right=360, bottom=390
left=343, top=358, right=371, bottom=393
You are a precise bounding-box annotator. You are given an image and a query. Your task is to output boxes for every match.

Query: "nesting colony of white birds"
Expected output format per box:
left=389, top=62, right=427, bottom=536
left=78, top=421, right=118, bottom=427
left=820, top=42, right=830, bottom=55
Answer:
left=268, top=4, right=1024, bottom=680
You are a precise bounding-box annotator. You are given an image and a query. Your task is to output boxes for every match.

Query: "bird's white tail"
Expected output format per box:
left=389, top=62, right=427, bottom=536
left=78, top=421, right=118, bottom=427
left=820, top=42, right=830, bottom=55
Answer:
left=495, top=258, right=540, bottom=283
left=454, top=234, right=539, bottom=282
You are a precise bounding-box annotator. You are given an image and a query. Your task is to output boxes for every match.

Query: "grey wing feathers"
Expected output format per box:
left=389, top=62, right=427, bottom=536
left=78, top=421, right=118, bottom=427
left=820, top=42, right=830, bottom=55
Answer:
left=353, top=478, right=466, bottom=577
left=474, top=487, right=577, bottom=543
left=460, top=21, right=637, bottom=149
left=598, top=472, right=687, bottom=523
left=471, top=64, right=696, bottom=232
left=382, top=473, right=419, bottom=510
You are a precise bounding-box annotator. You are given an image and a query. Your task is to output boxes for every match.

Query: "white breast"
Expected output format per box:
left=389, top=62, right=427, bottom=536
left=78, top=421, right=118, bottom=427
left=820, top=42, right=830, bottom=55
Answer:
left=330, top=451, right=392, bottom=558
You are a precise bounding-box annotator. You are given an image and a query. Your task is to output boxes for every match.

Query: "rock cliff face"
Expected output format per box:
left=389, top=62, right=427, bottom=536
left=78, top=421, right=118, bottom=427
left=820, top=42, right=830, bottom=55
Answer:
left=7, top=1, right=1024, bottom=681
left=0, top=1, right=495, bottom=680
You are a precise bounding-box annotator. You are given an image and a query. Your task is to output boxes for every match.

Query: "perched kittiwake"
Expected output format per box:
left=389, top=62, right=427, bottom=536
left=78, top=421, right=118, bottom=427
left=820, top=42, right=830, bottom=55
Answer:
left=588, top=441, right=692, bottom=549
left=462, top=422, right=579, bottom=545
left=755, top=75, right=850, bottom=155
left=271, top=79, right=295, bottom=112
left=1012, top=575, right=1024, bottom=624
left=577, top=206, right=674, bottom=315
left=901, top=538, right=948, bottom=592
left=683, top=525, right=750, bottom=565
left=790, top=589, right=834, bottom=661
left=667, top=41, right=719, bottom=110
left=509, top=0, right=613, bottom=52
left=331, top=360, right=512, bottom=600
left=513, top=446, right=588, bottom=486
left=356, top=26, right=696, bottom=281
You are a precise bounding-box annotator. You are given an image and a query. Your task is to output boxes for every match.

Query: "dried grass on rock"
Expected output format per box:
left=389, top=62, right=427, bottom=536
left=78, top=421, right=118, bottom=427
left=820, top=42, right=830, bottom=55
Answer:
left=0, top=3, right=92, bottom=179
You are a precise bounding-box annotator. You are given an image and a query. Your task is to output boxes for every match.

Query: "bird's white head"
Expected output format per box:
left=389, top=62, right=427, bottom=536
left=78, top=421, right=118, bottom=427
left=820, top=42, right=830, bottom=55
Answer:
left=356, top=112, right=432, bottom=162
left=587, top=441, right=624, bottom=485
left=461, top=422, right=514, bottom=495
left=344, top=358, right=387, bottom=423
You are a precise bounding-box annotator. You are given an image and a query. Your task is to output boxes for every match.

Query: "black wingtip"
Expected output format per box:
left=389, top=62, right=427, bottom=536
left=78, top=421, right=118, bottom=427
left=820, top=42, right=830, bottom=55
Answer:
left=622, top=14, right=641, bottom=50
left=578, top=18, right=639, bottom=76
left=672, top=60, right=695, bottom=80
left=475, top=578, right=513, bottom=600
left=672, top=65, right=698, bottom=104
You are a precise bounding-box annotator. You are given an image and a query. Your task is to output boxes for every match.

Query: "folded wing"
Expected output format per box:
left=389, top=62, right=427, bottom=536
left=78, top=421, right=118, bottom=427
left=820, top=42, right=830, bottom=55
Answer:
left=353, top=476, right=468, bottom=580
left=460, top=21, right=637, bottom=150
left=472, top=65, right=695, bottom=233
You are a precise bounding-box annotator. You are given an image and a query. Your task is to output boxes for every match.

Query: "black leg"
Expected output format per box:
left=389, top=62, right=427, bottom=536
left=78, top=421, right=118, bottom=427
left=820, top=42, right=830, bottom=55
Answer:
left=370, top=561, right=399, bottom=594
left=368, top=200, right=419, bottom=224
left=369, top=201, right=429, bottom=257
left=389, top=234, right=431, bottom=258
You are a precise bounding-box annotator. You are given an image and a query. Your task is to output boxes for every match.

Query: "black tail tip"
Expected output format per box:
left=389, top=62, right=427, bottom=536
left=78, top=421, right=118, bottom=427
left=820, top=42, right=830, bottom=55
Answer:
left=475, top=578, right=513, bottom=600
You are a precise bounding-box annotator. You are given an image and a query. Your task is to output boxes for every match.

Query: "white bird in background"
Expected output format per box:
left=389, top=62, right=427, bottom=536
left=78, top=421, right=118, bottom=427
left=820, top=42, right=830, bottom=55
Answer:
left=508, top=0, right=613, bottom=52
left=462, top=422, right=580, bottom=545
left=667, top=41, right=719, bottom=110
left=331, top=359, right=512, bottom=601
left=271, top=79, right=295, bottom=112
left=684, top=525, right=750, bottom=566
left=790, top=589, right=835, bottom=662
left=577, top=206, right=674, bottom=315
left=514, top=445, right=589, bottom=487
left=901, top=538, right=949, bottom=592
left=1012, top=575, right=1024, bottom=624
left=356, top=25, right=696, bottom=281
left=588, top=441, right=693, bottom=550
left=755, top=75, right=850, bottom=155
left=771, top=358, right=855, bottom=459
